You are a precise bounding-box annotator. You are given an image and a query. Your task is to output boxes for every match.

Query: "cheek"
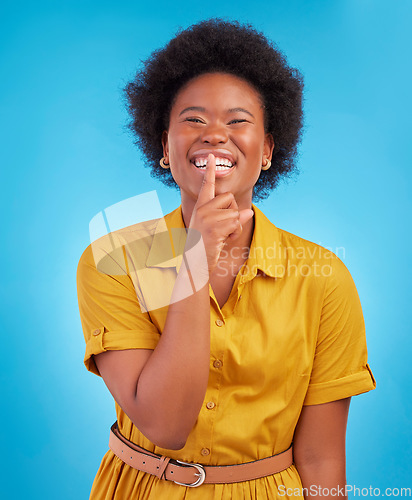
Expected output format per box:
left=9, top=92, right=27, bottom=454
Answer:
left=168, top=130, right=193, bottom=162
left=167, top=134, right=195, bottom=186
left=168, top=135, right=182, bottom=158
left=235, top=129, right=265, bottom=155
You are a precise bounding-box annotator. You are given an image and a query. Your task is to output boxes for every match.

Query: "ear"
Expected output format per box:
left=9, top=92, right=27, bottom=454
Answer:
left=263, top=133, right=275, bottom=163
left=161, top=130, right=169, bottom=159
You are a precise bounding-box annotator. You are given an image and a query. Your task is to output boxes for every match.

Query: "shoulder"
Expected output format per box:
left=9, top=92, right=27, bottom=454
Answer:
left=276, top=226, right=343, bottom=278
left=275, top=225, right=354, bottom=296
left=277, top=227, right=335, bottom=261
left=278, top=227, right=359, bottom=303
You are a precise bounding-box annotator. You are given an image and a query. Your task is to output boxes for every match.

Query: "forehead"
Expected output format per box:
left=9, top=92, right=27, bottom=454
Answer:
left=171, top=72, right=264, bottom=112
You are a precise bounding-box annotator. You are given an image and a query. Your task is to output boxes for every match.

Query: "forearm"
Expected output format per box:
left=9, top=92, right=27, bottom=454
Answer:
left=296, top=458, right=347, bottom=499
left=131, top=242, right=211, bottom=448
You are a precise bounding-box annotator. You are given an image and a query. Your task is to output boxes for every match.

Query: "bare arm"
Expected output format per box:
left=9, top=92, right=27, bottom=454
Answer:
left=94, top=155, right=253, bottom=450
left=95, top=264, right=210, bottom=450
left=293, top=397, right=351, bottom=499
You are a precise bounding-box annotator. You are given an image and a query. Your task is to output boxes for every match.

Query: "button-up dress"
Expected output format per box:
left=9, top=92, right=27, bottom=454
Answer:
left=77, top=204, right=376, bottom=499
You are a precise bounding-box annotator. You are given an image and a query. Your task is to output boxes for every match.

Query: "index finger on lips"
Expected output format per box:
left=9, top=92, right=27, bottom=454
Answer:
left=197, top=153, right=215, bottom=204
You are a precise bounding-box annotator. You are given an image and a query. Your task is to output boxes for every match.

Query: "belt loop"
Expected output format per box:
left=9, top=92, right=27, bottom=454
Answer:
left=156, top=455, right=171, bottom=480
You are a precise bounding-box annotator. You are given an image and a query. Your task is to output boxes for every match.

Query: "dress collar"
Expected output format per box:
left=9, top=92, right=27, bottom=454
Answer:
left=241, top=204, right=286, bottom=282
left=145, top=204, right=286, bottom=280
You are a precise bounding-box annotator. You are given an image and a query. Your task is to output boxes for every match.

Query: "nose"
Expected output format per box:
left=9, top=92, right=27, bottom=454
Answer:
left=200, top=121, right=228, bottom=145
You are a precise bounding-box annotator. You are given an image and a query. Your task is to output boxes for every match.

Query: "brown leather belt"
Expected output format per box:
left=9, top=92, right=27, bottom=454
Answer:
left=109, top=422, right=293, bottom=487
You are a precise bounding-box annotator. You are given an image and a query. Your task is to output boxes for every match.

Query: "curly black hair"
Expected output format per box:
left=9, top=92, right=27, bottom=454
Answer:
left=123, top=18, right=304, bottom=201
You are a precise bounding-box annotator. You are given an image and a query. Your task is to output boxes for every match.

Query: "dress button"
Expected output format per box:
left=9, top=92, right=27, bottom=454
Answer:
left=93, top=328, right=101, bottom=336
left=215, top=319, right=224, bottom=327
left=206, top=401, right=215, bottom=410
left=213, top=360, right=223, bottom=369
left=201, top=448, right=210, bottom=456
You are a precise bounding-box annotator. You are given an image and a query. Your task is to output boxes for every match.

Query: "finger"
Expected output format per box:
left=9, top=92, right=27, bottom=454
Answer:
left=228, top=208, right=254, bottom=241
left=197, top=154, right=216, bottom=205
left=206, top=208, right=240, bottom=222
left=239, top=208, right=254, bottom=226
left=205, top=191, right=238, bottom=211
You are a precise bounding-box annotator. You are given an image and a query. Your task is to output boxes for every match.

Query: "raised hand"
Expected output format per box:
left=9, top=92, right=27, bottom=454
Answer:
left=188, top=154, right=254, bottom=273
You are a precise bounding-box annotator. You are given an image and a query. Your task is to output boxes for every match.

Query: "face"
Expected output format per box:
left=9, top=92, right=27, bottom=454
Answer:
left=162, top=72, right=274, bottom=209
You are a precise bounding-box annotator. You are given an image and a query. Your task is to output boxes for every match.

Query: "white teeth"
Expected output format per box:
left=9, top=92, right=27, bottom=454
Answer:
left=196, top=165, right=232, bottom=171
left=193, top=156, right=233, bottom=168
left=195, top=158, right=207, bottom=167
left=215, top=157, right=233, bottom=167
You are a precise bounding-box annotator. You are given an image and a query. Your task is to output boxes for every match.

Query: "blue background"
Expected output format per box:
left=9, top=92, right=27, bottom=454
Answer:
left=1, top=0, right=410, bottom=497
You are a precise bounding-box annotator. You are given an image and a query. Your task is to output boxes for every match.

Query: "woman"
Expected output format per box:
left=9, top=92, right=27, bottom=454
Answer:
left=77, top=19, right=376, bottom=499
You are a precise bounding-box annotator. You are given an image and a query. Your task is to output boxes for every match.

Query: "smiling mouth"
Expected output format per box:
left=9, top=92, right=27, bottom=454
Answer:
left=191, top=157, right=235, bottom=170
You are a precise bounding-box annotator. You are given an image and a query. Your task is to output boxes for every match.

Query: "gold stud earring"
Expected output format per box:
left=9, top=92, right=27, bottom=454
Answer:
left=160, top=157, right=170, bottom=169
left=261, top=159, right=271, bottom=171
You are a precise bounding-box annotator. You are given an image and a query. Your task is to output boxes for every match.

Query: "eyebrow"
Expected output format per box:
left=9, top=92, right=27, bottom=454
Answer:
left=228, top=107, right=255, bottom=118
left=179, top=106, right=205, bottom=116
left=179, top=106, right=255, bottom=118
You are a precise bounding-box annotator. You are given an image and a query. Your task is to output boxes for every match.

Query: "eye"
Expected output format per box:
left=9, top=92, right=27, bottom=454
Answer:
left=185, top=117, right=204, bottom=124
left=228, top=119, right=247, bottom=124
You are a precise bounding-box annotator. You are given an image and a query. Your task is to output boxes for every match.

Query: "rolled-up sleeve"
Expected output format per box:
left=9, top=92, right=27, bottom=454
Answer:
left=77, top=244, right=160, bottom=376
left=303, top=253, right=376, bottom=405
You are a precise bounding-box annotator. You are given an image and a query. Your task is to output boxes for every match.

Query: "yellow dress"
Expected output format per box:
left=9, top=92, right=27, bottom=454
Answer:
left=77, top=204, right=376, bottom=499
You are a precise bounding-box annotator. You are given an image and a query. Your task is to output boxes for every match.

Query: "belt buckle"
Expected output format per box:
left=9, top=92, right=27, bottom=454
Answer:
left=173, top=459, right=206, bottom=487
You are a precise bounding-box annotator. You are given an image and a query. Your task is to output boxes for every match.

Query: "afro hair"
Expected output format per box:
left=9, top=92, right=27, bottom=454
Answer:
left=123, top=18, right=304, bottom=201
